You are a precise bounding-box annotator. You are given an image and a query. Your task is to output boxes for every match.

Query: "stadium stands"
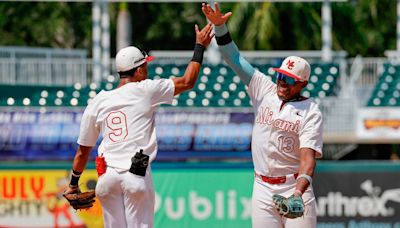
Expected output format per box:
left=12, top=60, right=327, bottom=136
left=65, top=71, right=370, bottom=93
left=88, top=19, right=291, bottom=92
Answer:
left=0, top=62, right=340, bottom=107
left=367, top=64, right=400, bottom=106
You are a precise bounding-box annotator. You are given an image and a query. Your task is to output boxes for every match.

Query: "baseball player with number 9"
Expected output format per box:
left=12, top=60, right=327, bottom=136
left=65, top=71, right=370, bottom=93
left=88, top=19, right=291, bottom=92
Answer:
left=202, top=2, right=323, bottom=228
left=64, top=23, right=214, bottom=228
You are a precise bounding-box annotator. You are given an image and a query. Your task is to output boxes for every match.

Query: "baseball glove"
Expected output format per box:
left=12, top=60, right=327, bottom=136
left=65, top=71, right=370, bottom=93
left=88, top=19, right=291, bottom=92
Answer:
left=63, top=188, right=96, bottom=210
left=272, top=194, right=304, bottom=219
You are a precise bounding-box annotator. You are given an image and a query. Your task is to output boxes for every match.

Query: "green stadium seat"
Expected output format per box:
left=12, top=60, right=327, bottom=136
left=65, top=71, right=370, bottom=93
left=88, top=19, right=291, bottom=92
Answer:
left=367, top=63, right=400, bottom=106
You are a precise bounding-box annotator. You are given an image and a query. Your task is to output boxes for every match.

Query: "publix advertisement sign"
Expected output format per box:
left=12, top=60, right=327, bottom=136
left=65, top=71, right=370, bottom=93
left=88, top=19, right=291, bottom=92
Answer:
left=153, top=170, right=253, bottom=228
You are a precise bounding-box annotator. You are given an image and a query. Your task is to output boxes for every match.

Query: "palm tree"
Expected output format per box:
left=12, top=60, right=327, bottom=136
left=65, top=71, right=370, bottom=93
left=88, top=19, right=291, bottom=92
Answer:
left=228, top=2, right=277, bottom=50
left=224, top=2, right=324, bottom=51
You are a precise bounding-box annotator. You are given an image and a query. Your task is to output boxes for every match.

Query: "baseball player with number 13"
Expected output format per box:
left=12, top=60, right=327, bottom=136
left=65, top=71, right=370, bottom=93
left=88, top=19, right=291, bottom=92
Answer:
left=202, top=2, right=323, bottom=228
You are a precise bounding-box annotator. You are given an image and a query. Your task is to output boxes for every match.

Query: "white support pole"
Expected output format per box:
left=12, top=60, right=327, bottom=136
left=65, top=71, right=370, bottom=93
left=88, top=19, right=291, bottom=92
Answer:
left=101, top=1, right=111, bottom=81
left=92, top=0, right=102, bottom=84
left=117, top=2, right=132, bottom=51
left=321, top=0, right=332, bottom=62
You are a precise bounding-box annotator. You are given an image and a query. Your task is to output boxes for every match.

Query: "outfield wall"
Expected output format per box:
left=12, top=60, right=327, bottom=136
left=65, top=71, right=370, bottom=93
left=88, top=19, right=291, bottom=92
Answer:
left=0, top=162, right=399, bottom=228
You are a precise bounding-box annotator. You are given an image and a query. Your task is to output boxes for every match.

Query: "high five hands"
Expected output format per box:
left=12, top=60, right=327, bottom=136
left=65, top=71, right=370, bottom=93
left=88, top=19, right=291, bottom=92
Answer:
left=201, top=2, right=232, bottom=26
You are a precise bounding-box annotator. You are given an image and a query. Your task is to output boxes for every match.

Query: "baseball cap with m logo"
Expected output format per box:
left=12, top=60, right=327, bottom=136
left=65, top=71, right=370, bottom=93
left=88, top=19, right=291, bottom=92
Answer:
left=273, top=56, right=311, bottom=83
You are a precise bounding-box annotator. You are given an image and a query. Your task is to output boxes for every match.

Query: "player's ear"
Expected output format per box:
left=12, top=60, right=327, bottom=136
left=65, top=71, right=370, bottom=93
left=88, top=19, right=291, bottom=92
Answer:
left=133, top=66, right=143, bottom=79
left=135, top=67, right=141, bottom=75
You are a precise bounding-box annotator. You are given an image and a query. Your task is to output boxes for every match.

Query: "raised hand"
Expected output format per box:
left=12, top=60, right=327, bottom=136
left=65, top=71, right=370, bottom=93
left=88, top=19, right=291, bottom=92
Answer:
left=201, top=2, right=232, bottom=26
left=195, top=22, right=214, bottom=48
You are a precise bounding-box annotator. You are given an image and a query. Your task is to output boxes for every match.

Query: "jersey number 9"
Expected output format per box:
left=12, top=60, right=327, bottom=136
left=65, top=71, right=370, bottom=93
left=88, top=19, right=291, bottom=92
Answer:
left=106, top=111, right=128, bottom=142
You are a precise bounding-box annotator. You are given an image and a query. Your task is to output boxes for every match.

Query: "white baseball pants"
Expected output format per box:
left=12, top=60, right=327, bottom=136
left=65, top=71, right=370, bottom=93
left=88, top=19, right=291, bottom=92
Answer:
left=95, top=166, right=155, bottom=228
left=252, top=174, right=317, bottom=228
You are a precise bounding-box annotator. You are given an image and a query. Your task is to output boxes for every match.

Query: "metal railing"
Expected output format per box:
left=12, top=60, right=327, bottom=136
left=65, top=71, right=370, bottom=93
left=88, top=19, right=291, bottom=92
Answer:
left=318, top=97, right=357, bottom=143
left=343, top=57, right=389, bottom=106
left=349, top=57, right=386, bottom=87
left=0, top=58, right=92, bottom=86
left=0, top=46, right=87, bottom=59
left=0, top=46, right=89, bottom=86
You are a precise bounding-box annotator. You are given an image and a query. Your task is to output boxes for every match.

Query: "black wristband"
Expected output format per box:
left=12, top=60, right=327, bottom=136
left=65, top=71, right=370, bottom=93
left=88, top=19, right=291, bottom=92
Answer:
left=70, top=170, right=82, bottom=186
left=191, top=44, right=206, bottom=64
left=216, top=32, right=233, bottom=46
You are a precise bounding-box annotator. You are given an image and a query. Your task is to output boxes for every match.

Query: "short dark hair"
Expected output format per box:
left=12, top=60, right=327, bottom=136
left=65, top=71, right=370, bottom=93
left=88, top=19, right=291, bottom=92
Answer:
left=118, top=67, right=137, bottom=78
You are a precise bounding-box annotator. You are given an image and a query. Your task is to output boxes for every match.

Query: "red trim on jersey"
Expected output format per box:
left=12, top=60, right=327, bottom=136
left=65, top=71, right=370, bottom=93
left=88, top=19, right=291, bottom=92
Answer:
left=255, top=172, right=299, bottom=184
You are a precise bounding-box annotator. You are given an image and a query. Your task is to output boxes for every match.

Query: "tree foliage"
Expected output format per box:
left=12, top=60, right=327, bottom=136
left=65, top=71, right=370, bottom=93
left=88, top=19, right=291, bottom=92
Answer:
left=0, top=2, right=92, bottom=49
left=332, top=0, right=396, bottom=56
left=122, top=2, right=211, bottom=53
left=0, top=1, right=397, bottom=57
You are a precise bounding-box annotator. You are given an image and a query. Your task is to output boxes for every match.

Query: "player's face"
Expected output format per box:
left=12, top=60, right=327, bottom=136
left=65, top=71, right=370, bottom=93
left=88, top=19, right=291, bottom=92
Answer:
left=276, top=74, right=307, bottom=101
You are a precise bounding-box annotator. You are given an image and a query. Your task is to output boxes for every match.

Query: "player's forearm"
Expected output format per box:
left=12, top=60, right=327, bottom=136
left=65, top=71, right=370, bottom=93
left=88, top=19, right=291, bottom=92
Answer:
left=68, top=145, right=92, bottom=187
left=298, top=156, right=315, bottom=176
left=295, top=167, right=314, bottom=195
left=182, top=61, right=201, bottom=89
left=214, top=24, right=255, bottom=85
left=295, top=148, right=316, bottom=195
left=72, top=145, right=92, bottom=173
left=172, top=44, right=205, bottom=95
left=183, top=43, right=204, bottom=87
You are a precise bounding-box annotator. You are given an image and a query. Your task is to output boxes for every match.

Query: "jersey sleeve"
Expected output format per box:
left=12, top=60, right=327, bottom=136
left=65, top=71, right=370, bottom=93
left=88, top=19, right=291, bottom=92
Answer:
left=299, top=102, right=323, bottom=158
left=214, top=24, right=255, bottom=85
left=144, top=79, right=174, bottom=106
left=77, top=102, right=100, bottom=147
left=247, top=71, right=276, bottom=104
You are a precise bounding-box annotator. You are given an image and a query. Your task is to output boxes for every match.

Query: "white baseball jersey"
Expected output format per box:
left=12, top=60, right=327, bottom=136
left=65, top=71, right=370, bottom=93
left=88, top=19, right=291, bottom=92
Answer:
left=248, top=70, right=323, bottom=177
left=77, top=79, right=174, bottom=171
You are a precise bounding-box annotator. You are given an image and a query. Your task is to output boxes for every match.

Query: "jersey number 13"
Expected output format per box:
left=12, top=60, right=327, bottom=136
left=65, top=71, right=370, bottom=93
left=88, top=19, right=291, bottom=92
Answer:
left=277, top=135, right=295, bottom=153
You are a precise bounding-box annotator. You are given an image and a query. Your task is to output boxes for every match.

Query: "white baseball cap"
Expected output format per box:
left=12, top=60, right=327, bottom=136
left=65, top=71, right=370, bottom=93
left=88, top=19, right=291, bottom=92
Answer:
left=115, top=46, right=155, bottom=72
left=273, top=56, right=311, bottom=82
